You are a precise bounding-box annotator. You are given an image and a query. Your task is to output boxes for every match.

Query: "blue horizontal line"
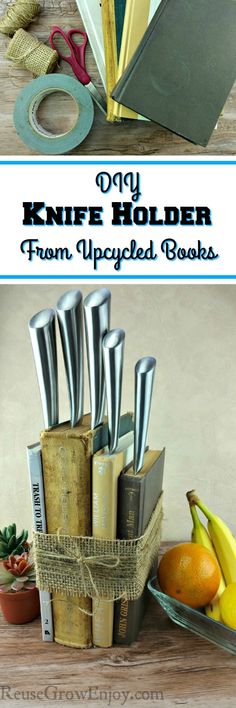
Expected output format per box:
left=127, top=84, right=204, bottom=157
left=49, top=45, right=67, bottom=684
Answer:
left=0, top=160, right=236, bottom=166
left=1, top=275, right=236, bottom=280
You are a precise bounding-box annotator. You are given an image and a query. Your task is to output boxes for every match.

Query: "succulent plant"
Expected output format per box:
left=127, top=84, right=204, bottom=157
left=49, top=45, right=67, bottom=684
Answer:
left=0, top=552, right=36, bottom=592
left=0, top=524, right=29, bottom=559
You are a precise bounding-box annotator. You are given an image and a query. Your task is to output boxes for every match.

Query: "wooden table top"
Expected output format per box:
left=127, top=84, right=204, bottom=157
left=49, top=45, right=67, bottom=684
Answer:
left=0, top=0, right=236, bottom=156
left=1, top=547, right=236, bottom=707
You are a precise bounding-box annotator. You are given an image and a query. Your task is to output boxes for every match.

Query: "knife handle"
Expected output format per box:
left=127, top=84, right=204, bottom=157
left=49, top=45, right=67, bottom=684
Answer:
left=29, top=309, right=58, bottom=429
left=84, top=288, right=111, bottom=430
left=134, top=356, right=156, bottom=474
left=103, top=328, right=125, bottom=454
left=57, top=290, right=83, bottom=428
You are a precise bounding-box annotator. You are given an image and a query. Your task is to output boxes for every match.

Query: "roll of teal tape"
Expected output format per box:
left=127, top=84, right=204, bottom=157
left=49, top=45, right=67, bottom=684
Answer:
left=13, top=74, right=94, bottom=154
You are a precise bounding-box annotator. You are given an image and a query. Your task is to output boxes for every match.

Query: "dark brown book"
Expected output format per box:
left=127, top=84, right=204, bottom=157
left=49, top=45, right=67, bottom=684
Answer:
left=114, top=448, right=165, bottom=645
left=112, top=0, right=236, bottom=146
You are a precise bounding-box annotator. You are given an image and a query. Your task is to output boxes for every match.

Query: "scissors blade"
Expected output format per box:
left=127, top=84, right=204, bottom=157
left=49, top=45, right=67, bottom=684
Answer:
left=87, top=82, right=107, bottom=116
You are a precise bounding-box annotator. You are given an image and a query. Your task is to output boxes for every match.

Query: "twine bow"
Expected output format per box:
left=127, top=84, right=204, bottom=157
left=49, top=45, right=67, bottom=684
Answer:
left=75, top=554, right=120, bottom=599
left=36, top=542, right=122, bottom=616
left=35, top=530, right=121, bottom=602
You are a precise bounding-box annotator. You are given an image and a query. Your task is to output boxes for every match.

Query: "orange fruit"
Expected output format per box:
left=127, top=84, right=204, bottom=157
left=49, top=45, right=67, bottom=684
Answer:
left=157, top=542, right=221, bottom=609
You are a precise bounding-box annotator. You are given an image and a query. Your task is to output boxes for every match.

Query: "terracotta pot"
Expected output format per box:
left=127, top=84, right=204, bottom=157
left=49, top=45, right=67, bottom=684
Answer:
left=0, top=586, right=40, bottom=624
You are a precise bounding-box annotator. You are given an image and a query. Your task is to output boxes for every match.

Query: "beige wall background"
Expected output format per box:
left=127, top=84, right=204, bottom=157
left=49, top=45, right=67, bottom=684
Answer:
left=0, top=284, right=236, bottom=542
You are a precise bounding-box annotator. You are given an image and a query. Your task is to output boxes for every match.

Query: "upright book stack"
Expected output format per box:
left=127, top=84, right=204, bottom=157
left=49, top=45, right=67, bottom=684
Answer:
left=28, top=288, right=164, bottom=648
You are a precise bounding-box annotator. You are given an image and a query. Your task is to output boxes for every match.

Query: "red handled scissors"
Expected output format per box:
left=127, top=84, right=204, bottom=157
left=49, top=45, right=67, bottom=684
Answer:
left=50, top=27, right=107, bottom=116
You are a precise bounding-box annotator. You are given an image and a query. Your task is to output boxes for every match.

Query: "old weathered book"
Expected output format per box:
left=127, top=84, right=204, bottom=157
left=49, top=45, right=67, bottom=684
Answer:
left=40, top=412, right=133, bottom=648
left=114, top=448, right=165, bottom=644
left=92, top=431, right=134, bottom=647
left=112, top=0, right=236, bottom=146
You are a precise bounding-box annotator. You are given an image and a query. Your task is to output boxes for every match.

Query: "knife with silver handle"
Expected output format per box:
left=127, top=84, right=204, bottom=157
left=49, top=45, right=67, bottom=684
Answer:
left=102, top=328, right=125, bottom=454
left=29, top=309, right=58, bottom=429
left=56, top=290, right=83, bottom=428
left=134, top=356, right=156, bottom=474
left=84, top=288, right=111, bottom=430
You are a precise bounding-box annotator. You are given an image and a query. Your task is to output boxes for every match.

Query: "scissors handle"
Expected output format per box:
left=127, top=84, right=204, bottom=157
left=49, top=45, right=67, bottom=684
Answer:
left=67, top=29, right=88, bottom=69
left=50, top=26, right=90, bottom=85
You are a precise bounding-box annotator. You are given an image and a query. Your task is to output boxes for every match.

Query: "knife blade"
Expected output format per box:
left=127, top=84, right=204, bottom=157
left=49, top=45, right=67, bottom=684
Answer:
left=29, top=309, right=58, bottom=429
left=134, top=356, right=156, bottom=474
left=84, top=288, right=111, bottom=430
left=56, top=289, right=83, bottom=428
left=102, top=328, right=125, bottom=454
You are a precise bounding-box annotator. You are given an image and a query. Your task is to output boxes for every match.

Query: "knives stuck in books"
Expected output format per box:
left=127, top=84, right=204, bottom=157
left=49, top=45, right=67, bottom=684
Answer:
left=28, top=285, right=161, bottom=650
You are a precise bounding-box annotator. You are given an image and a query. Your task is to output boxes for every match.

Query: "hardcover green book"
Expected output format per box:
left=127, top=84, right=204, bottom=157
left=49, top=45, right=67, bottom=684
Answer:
left=112, top=0, right=236, bottom=146
left=114, top=448, right=165, bottom=645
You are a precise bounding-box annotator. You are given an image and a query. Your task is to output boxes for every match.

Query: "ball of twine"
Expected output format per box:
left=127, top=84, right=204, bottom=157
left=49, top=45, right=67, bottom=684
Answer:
left=6, top=28, right=58, bottom=75
left=0, top=0, right=41, bottom=36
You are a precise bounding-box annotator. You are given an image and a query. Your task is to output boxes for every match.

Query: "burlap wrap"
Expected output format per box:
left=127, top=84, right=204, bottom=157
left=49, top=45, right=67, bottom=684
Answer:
left=33, top=493, right=163, bottom=601
left=6, top=28, right=58, bottom=75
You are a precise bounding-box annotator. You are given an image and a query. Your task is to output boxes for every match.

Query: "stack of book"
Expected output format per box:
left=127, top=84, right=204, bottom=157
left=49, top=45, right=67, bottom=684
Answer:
left=27, top=288, right=165, bottom=648
left=76, top=0, right=236, bottom=146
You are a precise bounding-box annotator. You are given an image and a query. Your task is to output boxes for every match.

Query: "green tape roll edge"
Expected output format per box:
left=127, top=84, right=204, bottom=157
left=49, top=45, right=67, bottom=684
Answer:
left=13, top=74, right=94, bottom=155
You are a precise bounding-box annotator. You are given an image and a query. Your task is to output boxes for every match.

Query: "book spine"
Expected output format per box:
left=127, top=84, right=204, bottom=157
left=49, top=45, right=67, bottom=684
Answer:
left=117, top=479, right=143, bottom=538
left=114, top=478, right=144, bottom=644
left=92, top=438, right=134, bottom=647
left=40, top=430, right=92, bottom=649
left=92, top=458, right=117, bottom=647
left=27, top=445, right=53, bottom=642
left=114, top=451, right=165, bottom=644
left=113, top=0, right=134, bottom=119
left=101, top=0, right=119, bottom=121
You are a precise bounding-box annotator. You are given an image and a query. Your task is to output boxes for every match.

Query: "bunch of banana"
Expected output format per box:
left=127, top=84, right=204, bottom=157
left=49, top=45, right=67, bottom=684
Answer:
left=186, top=494, right=226, bottom=621
left=187, top=490, right=236, bottom=622
left=0, top=524, right=28, bottom=559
